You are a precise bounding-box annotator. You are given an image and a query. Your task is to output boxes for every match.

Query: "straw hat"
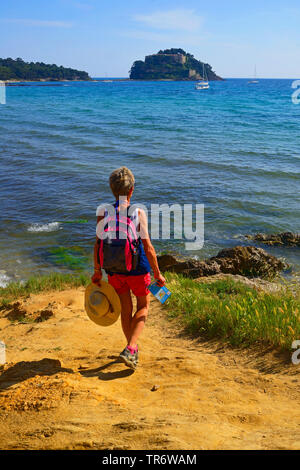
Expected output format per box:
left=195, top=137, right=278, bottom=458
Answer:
left=85, top=282, right=121, bottom=326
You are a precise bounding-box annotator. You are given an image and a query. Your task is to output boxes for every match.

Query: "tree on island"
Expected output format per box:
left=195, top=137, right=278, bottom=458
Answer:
left=0, top=58, right=91, bottom=81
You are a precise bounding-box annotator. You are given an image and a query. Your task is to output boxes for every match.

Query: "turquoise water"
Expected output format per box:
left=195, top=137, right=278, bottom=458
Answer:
left=0, top=79, right=299, bottom=285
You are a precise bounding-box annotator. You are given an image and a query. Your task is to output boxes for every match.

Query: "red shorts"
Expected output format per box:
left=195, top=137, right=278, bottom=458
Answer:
left=107, top=272, right=151, bottom=297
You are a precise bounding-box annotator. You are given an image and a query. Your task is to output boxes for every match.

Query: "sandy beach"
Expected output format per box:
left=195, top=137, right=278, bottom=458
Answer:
left=0, top=286, right=299, bottom=450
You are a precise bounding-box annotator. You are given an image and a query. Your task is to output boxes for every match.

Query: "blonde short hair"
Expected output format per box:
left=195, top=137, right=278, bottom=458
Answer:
left=109, top=167, right=135, bottom=198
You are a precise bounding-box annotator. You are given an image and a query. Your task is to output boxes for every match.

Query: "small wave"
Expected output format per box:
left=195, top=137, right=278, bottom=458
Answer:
left=0, top=271, right=12, bottom=288
left=27, top=222, right=61, bottom=233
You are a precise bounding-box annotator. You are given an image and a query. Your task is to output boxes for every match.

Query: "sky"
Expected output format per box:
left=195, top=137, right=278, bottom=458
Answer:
left=0, top=0, right=299, bottom=78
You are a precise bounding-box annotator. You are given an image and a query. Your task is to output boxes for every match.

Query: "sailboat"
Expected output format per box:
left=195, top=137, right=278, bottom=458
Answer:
left=248, top=65, right=259, bottom=84
left=195, top=64, right=210, bottom=90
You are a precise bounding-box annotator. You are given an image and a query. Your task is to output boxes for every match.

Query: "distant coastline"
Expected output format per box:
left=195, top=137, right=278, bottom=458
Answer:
left=4, top=78, right=94, bottom=82
left=5, top=77, right=217, bottom=85
left=0, top=57, right=91, bottom=82
left=4, top=79, right=96, bottom=86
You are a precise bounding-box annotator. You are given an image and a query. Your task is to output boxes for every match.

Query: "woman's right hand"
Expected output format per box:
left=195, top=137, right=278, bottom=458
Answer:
left=91, top=269, right=102, bottom=286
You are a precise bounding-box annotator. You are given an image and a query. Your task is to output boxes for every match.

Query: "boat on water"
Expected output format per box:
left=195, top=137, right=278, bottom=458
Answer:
left=195, top=81, right=209, bottom=90
left=195, top=64, right=210, bottom=90
left=248, top=65, right=259, bottom=84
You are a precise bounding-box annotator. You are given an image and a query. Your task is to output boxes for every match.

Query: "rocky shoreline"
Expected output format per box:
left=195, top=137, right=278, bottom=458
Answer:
left=246, top=232, right=300, bottom=247
left=158, top=245, right=287, bottom=280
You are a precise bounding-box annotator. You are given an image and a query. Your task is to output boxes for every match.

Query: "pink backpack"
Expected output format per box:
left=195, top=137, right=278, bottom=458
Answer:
left=97, top=205, right=140, bottom=273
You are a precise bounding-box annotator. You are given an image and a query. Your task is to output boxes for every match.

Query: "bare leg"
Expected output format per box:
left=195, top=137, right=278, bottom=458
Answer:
left=128, top=295, right=150, bottom=348
left=119, top=291, right=133, bottom=343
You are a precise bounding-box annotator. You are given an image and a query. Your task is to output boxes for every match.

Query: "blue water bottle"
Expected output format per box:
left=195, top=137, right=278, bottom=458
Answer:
left=149, top=281, right=171, bottom=304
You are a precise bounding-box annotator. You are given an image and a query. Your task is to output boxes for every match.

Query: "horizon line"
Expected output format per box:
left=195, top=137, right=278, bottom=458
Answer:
left=91, top=76, right=299, bottom=80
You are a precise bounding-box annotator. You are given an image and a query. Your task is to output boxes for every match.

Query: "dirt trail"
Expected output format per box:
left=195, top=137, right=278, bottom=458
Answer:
left=0, top=287, right=299, bottom=450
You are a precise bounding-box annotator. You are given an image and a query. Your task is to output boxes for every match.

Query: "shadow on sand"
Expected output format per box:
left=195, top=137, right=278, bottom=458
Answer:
left=0, top=356, right=134, bottom=391
left=0, top=358, right=74, bottom=391
left=79, top=358, right=134, bottom=381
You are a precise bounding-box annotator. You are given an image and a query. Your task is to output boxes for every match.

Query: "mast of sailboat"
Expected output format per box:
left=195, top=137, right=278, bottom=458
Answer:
left=203, top=63, right=207, bottom=81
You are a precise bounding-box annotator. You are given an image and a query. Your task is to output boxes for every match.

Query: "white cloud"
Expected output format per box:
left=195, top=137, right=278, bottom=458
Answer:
left=1, top=18, right=73, bottom=28
left=123, top=30, right=209, bottom=47
left=133, top=9, right=203, bottom=32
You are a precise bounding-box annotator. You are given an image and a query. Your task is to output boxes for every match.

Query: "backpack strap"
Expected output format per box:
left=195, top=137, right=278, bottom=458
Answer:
left=97, top=238, right=101, bottom=265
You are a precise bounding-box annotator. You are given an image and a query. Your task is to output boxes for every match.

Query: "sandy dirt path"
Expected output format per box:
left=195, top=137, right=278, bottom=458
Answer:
left=0, top=287, right=299, bottom=450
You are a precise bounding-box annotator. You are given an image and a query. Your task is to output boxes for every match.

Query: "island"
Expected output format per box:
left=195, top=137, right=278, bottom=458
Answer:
left=129, top=48, right=223, bottom=81
left=0, top=57, right=91, bottom=82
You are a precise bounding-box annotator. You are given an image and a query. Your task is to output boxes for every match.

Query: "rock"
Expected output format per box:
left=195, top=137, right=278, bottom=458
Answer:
left=36, top=309, right=54, bottom=322
left=2, top=302, right=54, bottom=324
left=158, top=246, right=286, bottom=279
left=130, top=48, right=223, bottom=81
left=157, top=254, right=221, bottom=278
left=151, top=385, right=160, bottom=392
left=246, top=232, right=300, bottom=247
left=3, top=302, right=26, bottom=322
left=210, top=246, right=286, bottom=277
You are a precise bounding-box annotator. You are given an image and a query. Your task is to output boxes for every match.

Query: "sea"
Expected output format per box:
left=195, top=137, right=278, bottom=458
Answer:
left=0, top=78, right=299, bottom=286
